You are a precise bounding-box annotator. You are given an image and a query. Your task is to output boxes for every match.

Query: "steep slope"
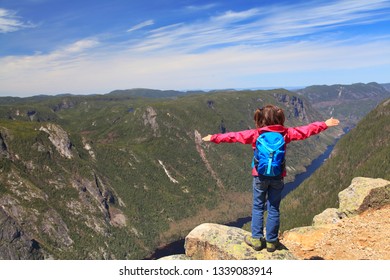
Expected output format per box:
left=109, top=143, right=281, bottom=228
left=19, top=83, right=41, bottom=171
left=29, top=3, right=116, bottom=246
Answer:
left=0, top=89, right=338, bottom=259
left=297, top=82, right=390, bottom=129
left=280, top=98, right=390, bottom=231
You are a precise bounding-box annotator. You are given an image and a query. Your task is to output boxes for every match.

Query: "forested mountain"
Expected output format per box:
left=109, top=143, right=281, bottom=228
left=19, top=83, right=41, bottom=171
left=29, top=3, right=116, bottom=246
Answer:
left=0, top=89, right=338, bottom=259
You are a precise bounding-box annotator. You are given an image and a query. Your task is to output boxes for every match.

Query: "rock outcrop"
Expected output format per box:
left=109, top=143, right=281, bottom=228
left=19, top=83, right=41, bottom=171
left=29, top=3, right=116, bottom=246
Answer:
left=338, top=177, right=390, bottom=217
left=282, top=177, right=390, bottom=260
left=185, top=223, right=295, bottom=260
left=160, top=223, right=295, bottom=260
left=160, top=177, right=390, bottom=260
left=142, top=106, right=160, bottom=137
left=39, top=124, right=73, bottom=159
left=309, top=177, right=389, bottom=226
left=0, top=132, right=9, bottom=158
left=309, top=177, right=390, bottom=226
left=0, top=208, right=44, bottom=260
left=275, top=93, right=307, bottom=121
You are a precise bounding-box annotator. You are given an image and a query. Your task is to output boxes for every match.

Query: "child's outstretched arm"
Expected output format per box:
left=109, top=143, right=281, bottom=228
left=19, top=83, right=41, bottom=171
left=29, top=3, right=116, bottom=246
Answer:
left=286, top=118, right=340, bottom=143
left=202, top=129, right=257, bottom=144
left=325, top=117, right=340, bottom=127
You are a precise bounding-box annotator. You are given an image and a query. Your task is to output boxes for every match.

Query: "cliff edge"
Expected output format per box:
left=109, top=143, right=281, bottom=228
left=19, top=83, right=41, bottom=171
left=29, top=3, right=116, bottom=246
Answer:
left=160, top=177, right=390, bottom=260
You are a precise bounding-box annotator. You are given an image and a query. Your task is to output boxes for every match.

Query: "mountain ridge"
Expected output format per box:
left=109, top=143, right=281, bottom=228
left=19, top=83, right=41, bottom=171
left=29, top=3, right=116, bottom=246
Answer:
left=296, top=82, right=390, bottom=129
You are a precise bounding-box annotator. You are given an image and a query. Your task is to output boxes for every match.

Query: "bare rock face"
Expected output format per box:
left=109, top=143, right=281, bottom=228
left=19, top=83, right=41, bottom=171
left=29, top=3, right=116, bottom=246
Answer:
left=184, top=223, right=296, bottom=260
left=39, top=124, right=73, bottom=159
left=0, top=132, right=9, bottom=158
left=142, top=107, right=160, bottom=137
left=0, top=208, right=44, bottom=260
left=41, top=209, right=74, bottom=247
left=275, top=93, right=307, bottom=121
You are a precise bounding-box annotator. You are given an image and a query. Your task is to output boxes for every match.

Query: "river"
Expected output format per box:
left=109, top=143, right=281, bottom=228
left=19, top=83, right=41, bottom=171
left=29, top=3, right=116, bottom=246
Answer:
left=146, top=144, right=335, bottom=259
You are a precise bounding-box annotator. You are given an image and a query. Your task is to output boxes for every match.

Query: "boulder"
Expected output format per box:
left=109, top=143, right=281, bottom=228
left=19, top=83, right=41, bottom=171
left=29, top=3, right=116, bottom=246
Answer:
left=158, top=254, right=191, bottom=260
left=184, top=223, right=296, bottom=260
left=282, top=177, right=390, bottom=260
left=338, top=177, right=390, bottom=217
left=312, top=208, right=343, bottom=226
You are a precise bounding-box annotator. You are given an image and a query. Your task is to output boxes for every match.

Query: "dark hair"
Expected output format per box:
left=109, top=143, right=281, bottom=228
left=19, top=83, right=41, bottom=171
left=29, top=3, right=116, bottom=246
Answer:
left=254, top=104, right=285, bottom=128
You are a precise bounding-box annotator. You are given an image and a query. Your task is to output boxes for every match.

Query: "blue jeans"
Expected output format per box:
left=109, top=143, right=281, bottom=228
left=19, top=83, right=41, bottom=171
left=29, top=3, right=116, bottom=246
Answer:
left=251, top=176, right=284, bottom=242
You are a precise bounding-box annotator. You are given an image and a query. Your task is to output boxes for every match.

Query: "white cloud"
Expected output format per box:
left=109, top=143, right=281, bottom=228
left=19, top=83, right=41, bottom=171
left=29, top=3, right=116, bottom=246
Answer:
left=127, top=20, right=154, bottom=33
left=0, top=8, right=35, bottom=33
left=185, top=4, right=218, bottom=11
left=60, top=39, right=100, bottom=53
left=210, top=8, right=260, bottom=23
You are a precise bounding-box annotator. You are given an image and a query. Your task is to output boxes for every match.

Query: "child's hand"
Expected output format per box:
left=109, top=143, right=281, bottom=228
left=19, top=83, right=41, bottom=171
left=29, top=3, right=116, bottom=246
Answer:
left=202, top=135, right=212, bottom=142
left=325, top=117, right=340, bottom=127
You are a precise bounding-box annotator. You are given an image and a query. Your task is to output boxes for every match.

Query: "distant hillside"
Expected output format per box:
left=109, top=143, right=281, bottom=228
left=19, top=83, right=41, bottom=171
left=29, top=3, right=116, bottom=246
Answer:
left=106, top=88, right=206, bottom=99
left=297, top=82, right=390, bottom=129
left=0, top=89, right=338, bottom=259
left=381, top=83, right=390, bottom=92
left=280, top=97, right=390, bottom=231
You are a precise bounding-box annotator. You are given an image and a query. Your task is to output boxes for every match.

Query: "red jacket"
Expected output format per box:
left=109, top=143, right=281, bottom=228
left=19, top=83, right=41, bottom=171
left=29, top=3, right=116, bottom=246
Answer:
left=210, top=122, right=328, bottom=176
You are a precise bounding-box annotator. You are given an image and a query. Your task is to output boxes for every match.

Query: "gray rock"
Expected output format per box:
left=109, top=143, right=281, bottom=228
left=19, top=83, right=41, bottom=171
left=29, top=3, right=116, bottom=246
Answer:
left=39, top=123, right=73, bottom=159
left=338, top=177, right=390, bottom=217
left=158, top=254, right=191, bottom=260
left=185, top=223, right=296, bottom=260
left=0, top=208, right=44, bottom=260
left=313, top=208, right=343, bottom=226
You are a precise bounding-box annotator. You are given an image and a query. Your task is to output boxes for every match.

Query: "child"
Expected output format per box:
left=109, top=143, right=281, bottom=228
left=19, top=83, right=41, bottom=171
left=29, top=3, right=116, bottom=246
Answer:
left=202, top=104, right=340, bottom=252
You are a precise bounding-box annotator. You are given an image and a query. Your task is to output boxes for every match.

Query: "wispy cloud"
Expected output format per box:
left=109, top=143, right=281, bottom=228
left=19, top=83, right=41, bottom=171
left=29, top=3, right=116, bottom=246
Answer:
left=127, top=20, right=154, bottom=33
left=185, top=4, right=218, bottom=11
left=0, top=8, right=35, bottom=33
left=60, top=39, right=100, bottom=53
left=258, top=0, right=390, bottom=37
left=1, top=0, right=390, bottom=96
left=128, top=0, right=390, bottom=54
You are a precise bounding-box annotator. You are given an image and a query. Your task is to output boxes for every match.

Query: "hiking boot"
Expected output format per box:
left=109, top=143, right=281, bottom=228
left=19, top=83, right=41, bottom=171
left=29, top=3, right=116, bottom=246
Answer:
left=244, top=235, right=265, bottom=251
left=266, top=240, right=279, bottom=252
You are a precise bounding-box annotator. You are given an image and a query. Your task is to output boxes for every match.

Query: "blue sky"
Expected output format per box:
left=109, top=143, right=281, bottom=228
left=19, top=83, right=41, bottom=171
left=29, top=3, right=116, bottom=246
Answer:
left=1, top=0, right=390, bottom=97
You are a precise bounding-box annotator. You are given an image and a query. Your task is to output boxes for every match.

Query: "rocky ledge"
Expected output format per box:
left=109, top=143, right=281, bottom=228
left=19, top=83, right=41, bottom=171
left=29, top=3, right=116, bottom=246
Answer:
left=159, top=177, right=390, bottom=260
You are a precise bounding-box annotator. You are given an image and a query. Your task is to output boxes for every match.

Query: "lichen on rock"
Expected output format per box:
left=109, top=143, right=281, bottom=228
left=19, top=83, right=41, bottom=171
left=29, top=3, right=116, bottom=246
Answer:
left=184, top=223, right=296, bottom=260
left=338, top=177, right=390, bottom=217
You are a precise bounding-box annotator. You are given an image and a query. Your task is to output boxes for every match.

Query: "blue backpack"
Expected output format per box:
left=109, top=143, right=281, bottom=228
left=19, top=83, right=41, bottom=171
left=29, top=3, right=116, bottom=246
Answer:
left=253, top=132, right=286, bottom=177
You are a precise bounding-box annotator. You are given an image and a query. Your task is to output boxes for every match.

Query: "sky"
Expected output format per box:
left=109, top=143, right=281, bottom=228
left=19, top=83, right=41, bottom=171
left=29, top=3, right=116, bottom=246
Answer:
left=1, top=0, right=390, bottom=97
